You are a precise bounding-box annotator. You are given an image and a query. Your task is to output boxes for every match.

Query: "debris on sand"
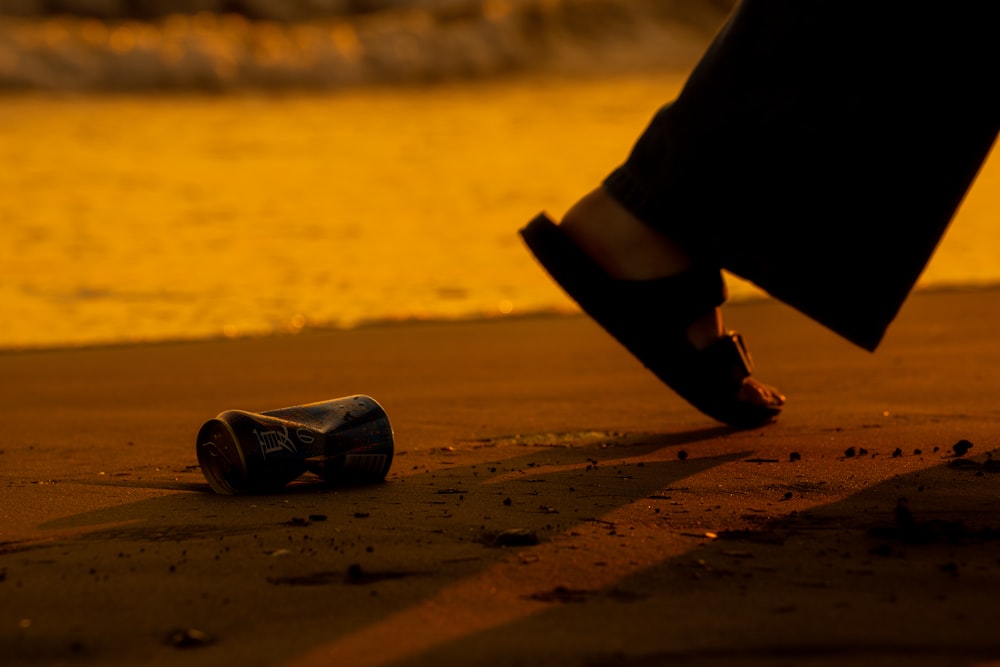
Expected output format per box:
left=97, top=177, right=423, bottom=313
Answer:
left=714, top=529, right=785, bottom=545
left=524, top=586, right=590, bottom=603
left=947, top=456, right=1000, bottom=473
left=266, top=565, right=415, bottom=587
left=951, top=439, right=974, bottom=457
left=164, top=628, right=215, bottom=649
left=492, top=528, right=539, bottom=547
left=870, top=497, right=1000, bottom=544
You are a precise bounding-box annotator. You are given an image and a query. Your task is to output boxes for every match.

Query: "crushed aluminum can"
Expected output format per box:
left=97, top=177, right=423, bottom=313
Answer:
left=196, top=395, right=393, bottom=494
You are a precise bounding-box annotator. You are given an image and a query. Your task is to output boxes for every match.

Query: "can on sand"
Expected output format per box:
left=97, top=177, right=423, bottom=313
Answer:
left=196, top=395, right=393, bottom=495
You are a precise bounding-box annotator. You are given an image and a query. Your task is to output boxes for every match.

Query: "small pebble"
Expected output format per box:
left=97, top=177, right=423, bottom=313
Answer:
left=494, top=528, right=539, bottom=547
left=952, top=440, right=974, bottom=457
left=164, top=628, right=215, bottom=649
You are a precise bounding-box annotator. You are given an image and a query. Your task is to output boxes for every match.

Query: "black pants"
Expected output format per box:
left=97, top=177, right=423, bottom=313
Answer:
left=603, top=0, right=1000, bottom=350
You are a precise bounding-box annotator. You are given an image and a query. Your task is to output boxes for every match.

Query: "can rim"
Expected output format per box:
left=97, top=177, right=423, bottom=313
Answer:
left=197, top=416, right=248, bottom=495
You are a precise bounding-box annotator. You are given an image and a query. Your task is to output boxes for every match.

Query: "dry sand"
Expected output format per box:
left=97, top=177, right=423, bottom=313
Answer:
left=2, top=288, right=1000, bottom=667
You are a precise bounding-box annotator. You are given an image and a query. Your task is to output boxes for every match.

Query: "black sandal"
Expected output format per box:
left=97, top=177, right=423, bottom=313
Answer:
left=519, top=212, right=783, bottom=428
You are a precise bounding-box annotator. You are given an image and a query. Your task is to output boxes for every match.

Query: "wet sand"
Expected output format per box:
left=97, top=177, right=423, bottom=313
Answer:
left=2, top=288, right=1000, bottom=667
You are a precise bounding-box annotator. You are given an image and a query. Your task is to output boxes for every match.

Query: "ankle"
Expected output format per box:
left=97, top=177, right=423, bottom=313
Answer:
left=559, top=187, right=724, bottom=349
left=559, top=187, right=694, bottom=280
left=687, top=311, right=725, bottom=351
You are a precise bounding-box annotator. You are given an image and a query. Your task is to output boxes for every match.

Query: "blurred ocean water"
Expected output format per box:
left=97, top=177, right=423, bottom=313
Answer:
left=0, top=0, right=731, bottom=92
left=1, top=0, right=997, bottom=351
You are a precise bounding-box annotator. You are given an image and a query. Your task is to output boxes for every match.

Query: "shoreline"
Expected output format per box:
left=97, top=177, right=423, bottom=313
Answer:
left=5, top=281, right=1000, bottom=356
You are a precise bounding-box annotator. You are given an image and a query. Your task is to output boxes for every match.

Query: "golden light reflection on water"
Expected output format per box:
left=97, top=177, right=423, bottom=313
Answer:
left=0, top=73, right=997, bottom=350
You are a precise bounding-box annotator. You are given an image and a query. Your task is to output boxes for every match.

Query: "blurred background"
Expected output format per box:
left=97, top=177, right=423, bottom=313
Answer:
left=0, top=0, right=995, bottom=350
left=0, top=0, right=733, bottom=90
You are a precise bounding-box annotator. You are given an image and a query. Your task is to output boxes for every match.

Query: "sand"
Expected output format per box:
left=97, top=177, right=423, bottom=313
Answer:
left=2, top=288, right=1000, bottom=667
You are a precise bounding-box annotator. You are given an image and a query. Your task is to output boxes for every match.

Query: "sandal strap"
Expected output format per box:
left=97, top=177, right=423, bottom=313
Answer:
left=700, top=332, right=755, bottom=385
left=635, top=267, right=726, bottom=327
